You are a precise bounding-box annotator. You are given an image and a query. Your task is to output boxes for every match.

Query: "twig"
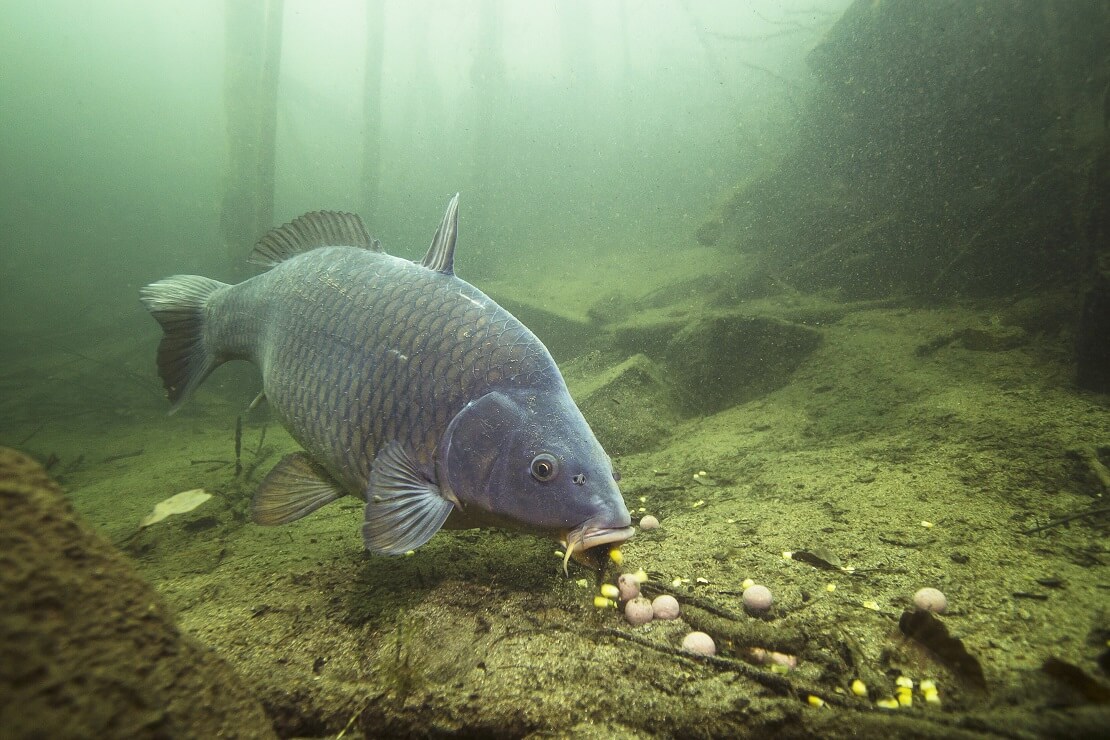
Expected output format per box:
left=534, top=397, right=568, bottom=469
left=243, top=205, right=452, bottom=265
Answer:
left=101, top=449, right=144, bottom=464
left=640, top=581, right=748, bottom=621
left=931, top=163, right=1066, bottom=289
left=596, top=627, right=855, bottom=707
left=234, top=415, right=243, bottom=477
left=17, top=423, right=45, bottom=446
left=254, top=423, right=268, bottom=457
left=1022, top=505, right=1110, bottom=535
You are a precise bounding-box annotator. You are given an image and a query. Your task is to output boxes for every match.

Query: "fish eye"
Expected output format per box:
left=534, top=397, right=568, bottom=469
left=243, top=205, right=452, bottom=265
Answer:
left=530, top=453, right=559, bottom=482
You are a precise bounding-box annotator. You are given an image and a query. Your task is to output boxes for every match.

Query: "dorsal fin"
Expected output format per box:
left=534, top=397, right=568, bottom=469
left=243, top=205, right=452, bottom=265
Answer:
left=420, top=193, right=459, bottom=275
left=250, top=210, right=382, bottom=267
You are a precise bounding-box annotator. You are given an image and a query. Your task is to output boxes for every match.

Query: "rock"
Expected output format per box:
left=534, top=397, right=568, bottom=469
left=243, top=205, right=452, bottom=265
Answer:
left=661, top=314, right=822, bottom=414
left=953, top=326, right=1027, bottom=352
left=569, top=354, right=680, bottom=454
left=0, top=448, right=275, bottom=739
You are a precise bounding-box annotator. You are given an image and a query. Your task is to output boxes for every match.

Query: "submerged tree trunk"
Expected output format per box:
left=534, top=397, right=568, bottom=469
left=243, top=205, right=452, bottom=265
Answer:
left=221, top=0, right=284, bottom=271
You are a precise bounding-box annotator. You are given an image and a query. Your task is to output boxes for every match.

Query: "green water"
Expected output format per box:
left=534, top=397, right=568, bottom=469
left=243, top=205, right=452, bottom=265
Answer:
left=2, top=1, right=1109, bottom=737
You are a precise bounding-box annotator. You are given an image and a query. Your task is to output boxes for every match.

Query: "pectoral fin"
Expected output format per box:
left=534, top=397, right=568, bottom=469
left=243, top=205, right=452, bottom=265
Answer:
left=252, top=452, right=346, bottom=525
left=362, top=441, right=457, bottom=555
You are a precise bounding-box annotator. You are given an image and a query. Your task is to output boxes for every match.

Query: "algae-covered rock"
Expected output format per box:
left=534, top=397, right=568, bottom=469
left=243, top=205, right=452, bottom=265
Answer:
left=571, top=353, right=680, bottom=454
left=0, top=448, right=275, bottom=739
left=662, top=314, right=822, bottom=414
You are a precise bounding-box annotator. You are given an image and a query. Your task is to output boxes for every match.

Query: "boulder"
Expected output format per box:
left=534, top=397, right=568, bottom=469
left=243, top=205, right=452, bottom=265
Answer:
left=0, top=448, right=275, bottom=739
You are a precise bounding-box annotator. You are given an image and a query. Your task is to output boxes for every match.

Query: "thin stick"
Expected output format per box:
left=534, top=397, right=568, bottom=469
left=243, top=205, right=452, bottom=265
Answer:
left=1022, top=505, right=1110, bottom=535
left=596, top=627, right=854, bottom=707
left=234, top=415, right=243, bottom=477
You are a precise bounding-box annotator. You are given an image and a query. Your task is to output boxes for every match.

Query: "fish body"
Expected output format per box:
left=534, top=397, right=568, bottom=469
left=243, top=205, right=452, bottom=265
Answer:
left=140, top=196, right=633, bottom=562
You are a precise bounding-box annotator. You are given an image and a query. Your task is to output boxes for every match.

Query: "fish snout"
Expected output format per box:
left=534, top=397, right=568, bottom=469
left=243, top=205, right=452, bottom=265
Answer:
left=560, top=517, right=635, bottom=574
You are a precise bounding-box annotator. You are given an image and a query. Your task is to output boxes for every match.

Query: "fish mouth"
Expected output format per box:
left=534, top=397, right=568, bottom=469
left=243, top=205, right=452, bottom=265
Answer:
left=560, top=523, right=636, bottom=575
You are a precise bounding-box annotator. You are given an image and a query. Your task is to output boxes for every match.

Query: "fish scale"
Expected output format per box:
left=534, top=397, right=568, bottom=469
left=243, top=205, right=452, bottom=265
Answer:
left=213, top=247, right=554, bottom=493
left=141, top=196, right=633, bottom=562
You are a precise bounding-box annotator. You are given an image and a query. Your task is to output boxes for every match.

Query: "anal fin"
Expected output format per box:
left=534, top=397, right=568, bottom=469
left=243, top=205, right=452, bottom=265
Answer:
left=252, top=452, right=346, bottom=525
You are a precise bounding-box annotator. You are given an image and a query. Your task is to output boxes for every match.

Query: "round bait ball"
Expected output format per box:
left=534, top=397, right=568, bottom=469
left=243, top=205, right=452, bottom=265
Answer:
left=681, top=631, right=716, bottom=656
left=639, top=515, right=660, bottom=530
left=652, top=594, right=681, bottom=620
left=624, top=597, right=654, bottom=626
left=617, top=572, right=640, bottom=601
left=742, top=584, right=773, bottom=614
left=913, top=587, right=948, bottom=614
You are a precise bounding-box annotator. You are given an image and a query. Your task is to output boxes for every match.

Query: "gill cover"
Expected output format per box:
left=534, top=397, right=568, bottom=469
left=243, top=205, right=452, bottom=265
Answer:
left=436, top=391, right=526, bottom=513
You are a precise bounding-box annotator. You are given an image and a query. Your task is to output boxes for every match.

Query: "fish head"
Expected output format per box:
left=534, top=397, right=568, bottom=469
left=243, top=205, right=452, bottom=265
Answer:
left=437, top=389, right=634, bottom=565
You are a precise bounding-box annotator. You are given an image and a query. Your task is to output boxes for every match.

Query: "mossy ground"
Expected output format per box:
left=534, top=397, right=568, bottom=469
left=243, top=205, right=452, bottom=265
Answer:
left=3, top=252, right=1109, bottom=737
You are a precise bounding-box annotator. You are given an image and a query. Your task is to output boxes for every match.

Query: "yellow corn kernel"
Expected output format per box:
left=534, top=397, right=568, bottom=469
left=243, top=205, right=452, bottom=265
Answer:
left=863, top=600, right=880, bottom=611
left=826, top=583, right=837, bottom=593
left=806, top=695, right=825, bottom=708
left=609, top=548, right=623, bottom=566
left=632, top=568, right=648, bottom=583
left=919, top=679, right=936, bottom=693
left=896, top=690, right=912, bottom=708
left=875, top=698, right=900, bottom=710
left=924, top=689, right=941, bottom=705
left=741, top=578, right=755, bottom=589
left=593, top=596, right=615, bottom=609
left=850, top=679, right=868, bottom=697
left=600, top=584, right=620, bottom=599
left=895, top=676, right=914, bottom=689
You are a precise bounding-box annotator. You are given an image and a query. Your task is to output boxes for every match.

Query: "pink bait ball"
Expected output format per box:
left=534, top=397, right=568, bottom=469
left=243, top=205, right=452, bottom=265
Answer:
left=652, top=594, right=681, bottom=620
left=742, top=584, right=773, bottom=615
left=913, top=587, right=948, bottom=614
left=624, top=597, right=654, bottom=626
left=639, top=515, right=660, bottom=530
left=617, top=573, right=640, bottom=601
left=682, top=631, right=716, bottom=656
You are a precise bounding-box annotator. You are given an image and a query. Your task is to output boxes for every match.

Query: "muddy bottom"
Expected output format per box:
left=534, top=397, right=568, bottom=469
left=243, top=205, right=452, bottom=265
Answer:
left=7, top=298, right=1110, bottom=738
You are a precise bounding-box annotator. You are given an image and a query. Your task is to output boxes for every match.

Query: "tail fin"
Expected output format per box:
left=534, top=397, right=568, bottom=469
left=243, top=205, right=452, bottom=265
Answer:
left=139, top=275, right=228, bottom=413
